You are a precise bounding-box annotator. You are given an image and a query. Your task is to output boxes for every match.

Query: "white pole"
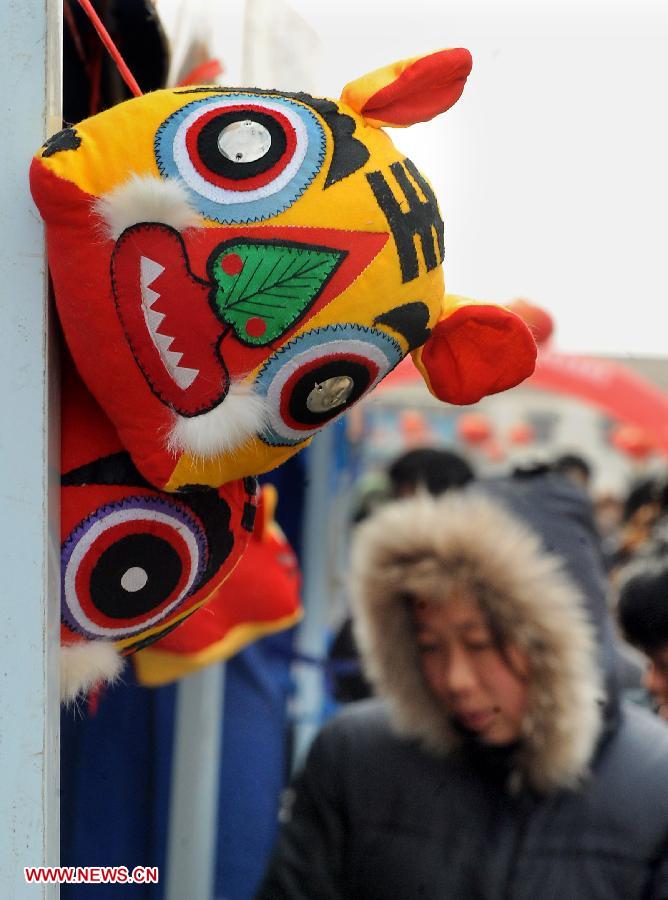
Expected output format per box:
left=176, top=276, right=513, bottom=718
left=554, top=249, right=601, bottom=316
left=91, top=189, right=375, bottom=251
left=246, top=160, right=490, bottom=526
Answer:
left=0, top=1, right=61, bottom=897
left=291, top=427, right=335, bottom=768
left=166, top=664, right=226, bottom=900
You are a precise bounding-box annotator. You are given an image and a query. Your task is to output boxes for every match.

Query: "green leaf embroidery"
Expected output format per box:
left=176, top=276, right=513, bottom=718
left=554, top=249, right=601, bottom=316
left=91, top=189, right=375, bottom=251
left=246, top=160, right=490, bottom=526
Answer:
left=211, top=241, right=344, bottom=346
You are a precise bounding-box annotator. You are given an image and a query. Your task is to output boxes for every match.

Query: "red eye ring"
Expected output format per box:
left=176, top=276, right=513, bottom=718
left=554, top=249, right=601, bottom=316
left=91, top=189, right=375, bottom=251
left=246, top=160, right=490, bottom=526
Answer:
left=184, top=104, right=298, bottom=192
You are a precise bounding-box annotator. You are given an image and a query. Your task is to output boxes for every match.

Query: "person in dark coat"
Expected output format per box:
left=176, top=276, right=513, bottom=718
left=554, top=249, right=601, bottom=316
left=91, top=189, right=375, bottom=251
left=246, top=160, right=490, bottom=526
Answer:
left=617, top=554, right=668, bottom=721
left=328, top=446, right=475, bottom=703
left=257, top=473, right=668, bottom=899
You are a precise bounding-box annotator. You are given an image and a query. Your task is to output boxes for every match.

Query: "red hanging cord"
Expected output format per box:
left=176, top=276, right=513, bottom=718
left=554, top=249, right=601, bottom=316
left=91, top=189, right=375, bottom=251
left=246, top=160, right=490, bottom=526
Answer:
left=76, top=0, right=143, bottom=98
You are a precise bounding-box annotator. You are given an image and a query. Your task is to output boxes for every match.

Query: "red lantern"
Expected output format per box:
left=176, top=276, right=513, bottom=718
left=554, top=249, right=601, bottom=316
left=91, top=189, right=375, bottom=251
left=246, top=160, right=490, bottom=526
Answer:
left=457, top=413, right=493, bottom=446
left=399, top=409, right=433, bottom=448
left=507, top=298, right=554, bottom=346
left=507, top=422, right=535, bottom=446
left=610, top=423, right=655, bottom=461
left=483, top=439, right=505, bottom=462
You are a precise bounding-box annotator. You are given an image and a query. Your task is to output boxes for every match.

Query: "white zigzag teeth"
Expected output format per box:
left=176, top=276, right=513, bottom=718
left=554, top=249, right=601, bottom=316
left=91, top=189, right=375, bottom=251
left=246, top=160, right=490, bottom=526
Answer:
left=139, top=255, right=199, bottom=390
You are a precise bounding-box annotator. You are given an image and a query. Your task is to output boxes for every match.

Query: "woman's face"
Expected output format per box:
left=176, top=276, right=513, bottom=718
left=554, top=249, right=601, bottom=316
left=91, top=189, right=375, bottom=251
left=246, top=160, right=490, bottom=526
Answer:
left=414, top=591, right=529, bottom=745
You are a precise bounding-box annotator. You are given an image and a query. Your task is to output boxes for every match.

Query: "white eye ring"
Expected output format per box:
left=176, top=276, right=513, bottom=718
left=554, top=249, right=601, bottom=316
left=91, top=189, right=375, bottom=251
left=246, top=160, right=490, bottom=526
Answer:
left=218, top=120, right=272, bottom=163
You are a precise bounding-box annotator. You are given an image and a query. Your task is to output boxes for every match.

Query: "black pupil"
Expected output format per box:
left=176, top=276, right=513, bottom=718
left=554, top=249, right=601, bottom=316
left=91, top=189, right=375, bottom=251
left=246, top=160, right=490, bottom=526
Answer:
left=197, top=110, right=286, bottom=180
left=288, top=360, right=371, bottom=427
left=90, top=534, right=184, bottom=619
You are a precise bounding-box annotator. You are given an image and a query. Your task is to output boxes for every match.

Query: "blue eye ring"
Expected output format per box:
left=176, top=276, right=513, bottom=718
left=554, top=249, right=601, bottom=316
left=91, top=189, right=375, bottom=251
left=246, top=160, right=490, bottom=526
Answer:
left=155, top=93, right=326, bottom=224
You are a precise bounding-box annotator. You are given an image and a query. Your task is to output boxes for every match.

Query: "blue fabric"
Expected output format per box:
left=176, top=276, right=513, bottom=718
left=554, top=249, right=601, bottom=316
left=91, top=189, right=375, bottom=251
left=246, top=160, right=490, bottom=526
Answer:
left=60, top=635, right=297, bottom=900
left=214, top=631, right=297, bottom=900
left=60, top=671, right=175, bottom=898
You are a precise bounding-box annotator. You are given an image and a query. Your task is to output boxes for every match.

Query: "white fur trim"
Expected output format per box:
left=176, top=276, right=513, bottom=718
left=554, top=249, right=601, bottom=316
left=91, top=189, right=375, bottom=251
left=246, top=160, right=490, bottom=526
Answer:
left=60, top=641, right=125, bottom=705
left=350, top=491, right=604, bottom=794
left=166, top=381, right=271, bottom=459
left=94, top=174, right=202, bottom=240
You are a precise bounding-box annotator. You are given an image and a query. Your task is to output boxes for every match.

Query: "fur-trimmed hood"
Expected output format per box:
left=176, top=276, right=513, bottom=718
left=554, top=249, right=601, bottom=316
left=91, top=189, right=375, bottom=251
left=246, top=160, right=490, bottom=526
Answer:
left=350, top=476, right=607, bottom=794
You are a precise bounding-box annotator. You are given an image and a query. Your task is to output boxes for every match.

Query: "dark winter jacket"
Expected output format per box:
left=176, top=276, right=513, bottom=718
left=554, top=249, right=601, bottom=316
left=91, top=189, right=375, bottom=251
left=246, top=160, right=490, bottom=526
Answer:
left=258, top=475, right=668, bottom=899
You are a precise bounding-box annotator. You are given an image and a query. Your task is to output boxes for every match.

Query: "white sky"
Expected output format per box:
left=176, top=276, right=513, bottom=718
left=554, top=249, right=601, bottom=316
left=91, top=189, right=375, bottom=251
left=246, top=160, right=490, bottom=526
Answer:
left=158, top=0, right=668, bottom=356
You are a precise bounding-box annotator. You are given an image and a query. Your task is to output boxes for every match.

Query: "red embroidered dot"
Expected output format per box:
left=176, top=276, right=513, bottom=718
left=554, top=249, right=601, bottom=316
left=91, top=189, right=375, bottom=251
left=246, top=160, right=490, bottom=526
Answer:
left=245, top=317, right=267, bottom=338
left=220, top=253, right=244, bottom=276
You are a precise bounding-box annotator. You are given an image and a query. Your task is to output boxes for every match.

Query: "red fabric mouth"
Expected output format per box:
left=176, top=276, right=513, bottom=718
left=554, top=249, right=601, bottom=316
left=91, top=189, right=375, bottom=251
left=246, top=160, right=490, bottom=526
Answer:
left=112, top=224, right=227, bottom=417
left=111, top=223, right=389, bottom=418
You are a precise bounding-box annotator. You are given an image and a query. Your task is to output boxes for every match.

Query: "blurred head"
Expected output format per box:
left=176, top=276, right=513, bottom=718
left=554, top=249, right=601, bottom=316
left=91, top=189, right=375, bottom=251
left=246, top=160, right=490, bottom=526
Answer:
left=351, top=483, right=605, bottom=793
left=388, top=446, right=474, bottom=498
left=552, top=453, right=591, bottom=490
left=618, top=557, right=668, bottom=720
left=622, top=477, right=661, bottom=523
left=412, top=589, right=529, bottom=745
left=594, top=493, right=623, bottom=538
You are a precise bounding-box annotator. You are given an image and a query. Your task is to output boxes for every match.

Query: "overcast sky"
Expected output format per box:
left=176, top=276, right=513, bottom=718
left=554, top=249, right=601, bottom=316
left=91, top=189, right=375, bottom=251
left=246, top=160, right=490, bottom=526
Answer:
left=159, top=0, right=668, bottom=357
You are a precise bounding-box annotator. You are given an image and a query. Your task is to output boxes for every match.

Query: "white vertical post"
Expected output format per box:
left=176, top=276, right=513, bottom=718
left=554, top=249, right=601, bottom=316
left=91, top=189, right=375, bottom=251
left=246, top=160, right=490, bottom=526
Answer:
left=166, top=663, right=226, bottom=900
left=0, top=1, right=61, bottom=897
left=292, top=427, right=335, bottom=767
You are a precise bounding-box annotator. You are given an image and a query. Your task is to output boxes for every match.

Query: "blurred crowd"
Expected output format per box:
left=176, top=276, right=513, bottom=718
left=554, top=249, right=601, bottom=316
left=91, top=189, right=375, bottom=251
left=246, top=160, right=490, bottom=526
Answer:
left=334, top=447, right=668, bottom=724
left=257, top=445, right=668, bottom=898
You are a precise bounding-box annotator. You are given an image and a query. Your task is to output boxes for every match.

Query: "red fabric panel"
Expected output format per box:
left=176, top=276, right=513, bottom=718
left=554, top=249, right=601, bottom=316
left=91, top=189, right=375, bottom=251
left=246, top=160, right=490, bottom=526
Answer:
left=362, top=48, right=473, bottom=126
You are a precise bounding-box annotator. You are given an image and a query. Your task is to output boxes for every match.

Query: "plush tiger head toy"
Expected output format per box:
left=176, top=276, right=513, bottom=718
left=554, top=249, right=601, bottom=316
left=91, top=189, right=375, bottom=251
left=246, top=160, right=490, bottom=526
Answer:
left=32, top=48, right=535, bottom=493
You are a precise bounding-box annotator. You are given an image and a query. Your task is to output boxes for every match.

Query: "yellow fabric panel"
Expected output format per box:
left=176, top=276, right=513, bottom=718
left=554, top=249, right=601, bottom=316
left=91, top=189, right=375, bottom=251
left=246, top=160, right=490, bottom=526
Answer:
left=132, top=610, right=303, bottom=686
left=37, top=86, right=338, bottom=211
left=164, top=436, right=311, bottom=492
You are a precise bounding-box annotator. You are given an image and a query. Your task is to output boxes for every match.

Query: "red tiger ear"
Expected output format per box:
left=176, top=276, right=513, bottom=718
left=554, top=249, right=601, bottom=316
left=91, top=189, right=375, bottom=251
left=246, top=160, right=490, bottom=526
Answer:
left=411, top=299, right=537, bottom=405
left=340, top=48, right=473, bottom=128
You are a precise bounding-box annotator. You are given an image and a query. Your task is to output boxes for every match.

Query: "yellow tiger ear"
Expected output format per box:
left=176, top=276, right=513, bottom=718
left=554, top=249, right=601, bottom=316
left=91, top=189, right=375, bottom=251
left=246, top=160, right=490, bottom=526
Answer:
left=340, top=47, right=472, bottom=128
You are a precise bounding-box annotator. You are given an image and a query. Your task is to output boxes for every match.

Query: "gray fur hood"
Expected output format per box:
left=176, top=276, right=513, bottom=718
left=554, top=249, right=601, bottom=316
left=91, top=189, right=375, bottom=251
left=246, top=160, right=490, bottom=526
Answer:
left=350, top=478, right=606, bottom=794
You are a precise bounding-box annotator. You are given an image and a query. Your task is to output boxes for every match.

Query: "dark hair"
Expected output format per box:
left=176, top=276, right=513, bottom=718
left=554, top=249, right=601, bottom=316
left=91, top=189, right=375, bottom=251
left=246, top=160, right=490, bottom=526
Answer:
left=552, top=453, right=591, bottom=483
left=622, top=477, right=661, bottom=522
left=617, top=556, right=668, bottom=652
left=387, top=447, right=474, bottom=498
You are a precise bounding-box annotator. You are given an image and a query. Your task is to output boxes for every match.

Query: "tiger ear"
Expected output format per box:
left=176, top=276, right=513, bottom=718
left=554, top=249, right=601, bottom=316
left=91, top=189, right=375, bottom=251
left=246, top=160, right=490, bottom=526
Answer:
left=340, top=47, right=472, bottom=128
left=411, top=297, right=537, bottom=405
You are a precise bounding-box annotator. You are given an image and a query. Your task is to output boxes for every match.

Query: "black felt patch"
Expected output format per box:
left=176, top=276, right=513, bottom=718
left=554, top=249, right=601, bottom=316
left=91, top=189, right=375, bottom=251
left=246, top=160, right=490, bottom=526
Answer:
left=197, top=109, right=287, bottom=179
left=184, top=490, right=234, bottom=583
left=366, top=158, right=445, bottom=284
left=374, top=302, right=431, bottom=352
left=288, top=359, right=370, bottom=426
left=41, top=127, right=81, bottom=157
left=62, top=452, right=152, bottom=489
left=242, top=501, right=257, bottom=533
left=175, top=88, right=370, bottom=187
left=243, top=476, right=258, bottom=496
left=289, top=94, right=370, bottom=188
